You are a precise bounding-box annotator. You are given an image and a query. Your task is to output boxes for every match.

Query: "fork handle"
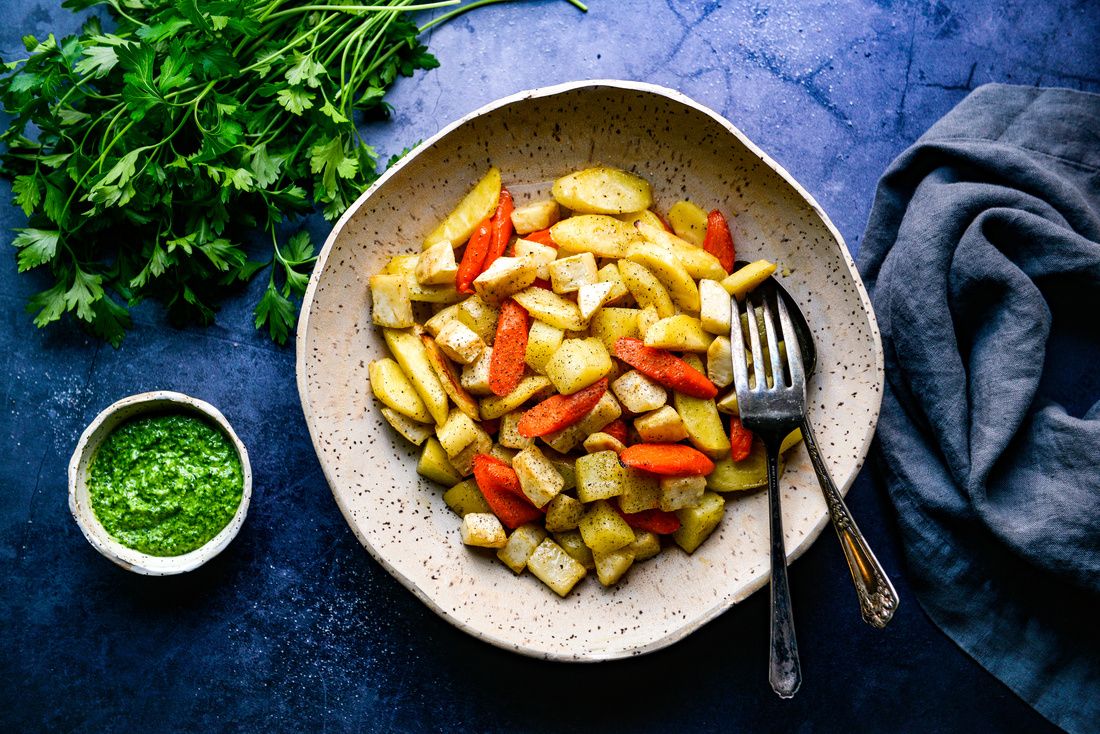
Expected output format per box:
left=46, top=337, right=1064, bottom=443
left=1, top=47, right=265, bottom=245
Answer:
left=765, top=441, right=801, bottom=699
left=801, top=418, right=899, bottom=629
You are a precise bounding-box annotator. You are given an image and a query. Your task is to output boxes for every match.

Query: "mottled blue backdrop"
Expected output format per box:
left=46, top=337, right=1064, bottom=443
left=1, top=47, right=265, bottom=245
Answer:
left=2, top=1, right=1098, bottom=732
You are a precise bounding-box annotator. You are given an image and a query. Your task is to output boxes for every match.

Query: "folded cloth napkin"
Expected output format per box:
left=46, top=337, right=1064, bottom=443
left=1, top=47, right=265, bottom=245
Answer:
left=857, top=83, right=1100, bottom=733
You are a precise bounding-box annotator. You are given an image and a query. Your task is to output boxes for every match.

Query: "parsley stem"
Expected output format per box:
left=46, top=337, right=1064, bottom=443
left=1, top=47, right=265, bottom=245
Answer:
left=262, top=2, right=459, bottom=22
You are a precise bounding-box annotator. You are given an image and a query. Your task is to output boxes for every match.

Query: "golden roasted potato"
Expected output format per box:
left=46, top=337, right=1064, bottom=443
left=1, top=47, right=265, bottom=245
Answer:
left=552, top=166, right=652, bottom=215
left=667, top=200, right=708, bottom=245
left=383, top=328, right=450, bottom=425
left=423, top=166, right=501, bottom=248
left=551, top=214, right=641, bottom=258
left=618, top=259, right=675, bottom=318
left=369, top=358, right=431, bottom=423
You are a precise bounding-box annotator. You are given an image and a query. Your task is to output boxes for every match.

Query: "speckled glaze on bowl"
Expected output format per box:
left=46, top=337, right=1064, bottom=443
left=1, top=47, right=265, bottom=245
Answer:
left=296, top=80, right=884, bottom=661
left=68, top=391, right=252, bottom=575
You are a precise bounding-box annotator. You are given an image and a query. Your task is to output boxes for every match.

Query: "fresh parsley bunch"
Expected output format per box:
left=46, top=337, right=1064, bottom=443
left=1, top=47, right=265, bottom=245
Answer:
left=0, top=0, right=464, bottom=344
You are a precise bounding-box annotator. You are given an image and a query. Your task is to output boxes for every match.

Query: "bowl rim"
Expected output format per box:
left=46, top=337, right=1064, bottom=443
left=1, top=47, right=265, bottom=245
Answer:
left=295, top=79, right=885, bottom=660
left=68, top=390, right=253, bottom=575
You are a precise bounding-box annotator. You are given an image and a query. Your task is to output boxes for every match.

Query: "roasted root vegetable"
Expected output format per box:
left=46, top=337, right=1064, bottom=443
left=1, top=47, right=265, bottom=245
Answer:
left=367, top=164, right=793, bottom=596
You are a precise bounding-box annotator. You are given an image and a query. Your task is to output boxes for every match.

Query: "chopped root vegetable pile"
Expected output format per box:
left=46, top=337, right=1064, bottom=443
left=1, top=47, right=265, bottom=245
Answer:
left=367, top=164, right=802, bottom=597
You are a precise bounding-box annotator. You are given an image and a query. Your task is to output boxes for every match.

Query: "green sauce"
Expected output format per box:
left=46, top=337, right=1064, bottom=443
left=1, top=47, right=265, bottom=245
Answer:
left=88, top=413, right=244, bottom=556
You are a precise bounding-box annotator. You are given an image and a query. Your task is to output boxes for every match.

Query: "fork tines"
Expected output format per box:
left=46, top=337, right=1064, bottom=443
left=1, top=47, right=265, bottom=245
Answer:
left=730, top=289, right=805, bottom=400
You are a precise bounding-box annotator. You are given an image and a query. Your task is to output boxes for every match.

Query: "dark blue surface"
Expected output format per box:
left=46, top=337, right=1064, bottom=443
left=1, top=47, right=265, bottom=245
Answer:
left=2, top=2, right=1098, bottom=732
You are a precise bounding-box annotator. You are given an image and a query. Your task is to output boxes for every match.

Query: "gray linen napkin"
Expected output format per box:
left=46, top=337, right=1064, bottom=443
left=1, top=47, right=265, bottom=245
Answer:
left=857, top=83, right=1100, bottom=733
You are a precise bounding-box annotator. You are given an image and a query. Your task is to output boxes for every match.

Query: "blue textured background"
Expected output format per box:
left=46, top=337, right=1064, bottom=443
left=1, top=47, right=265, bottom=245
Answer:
left=2, top=1, right=1098, bottom=732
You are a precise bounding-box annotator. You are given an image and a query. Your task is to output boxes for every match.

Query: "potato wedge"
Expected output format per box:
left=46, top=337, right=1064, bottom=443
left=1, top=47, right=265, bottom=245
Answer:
left=616, top=209, right=666, bottom=232
left=590, top=307, right=639, bottom=350
left=575, top=450, right=625, bottom=503
left=674, top=354, right=731, bottom=459
left=579, top=500, right=636, bottom=554
left=667, top=200, right=708, bottom=245
left=423, top=166, right=501, bottom=248
left=420, top=333, right=480, bottom=420
left=635, top=221, right=727, bottom=281
left=698, top=278, right=732, bottom=335
left=722, top=259, right=777, bottom=300
left=525, top=320, right=565, bottom=374
left=369, top=357, right=431, bottom=423
left=443, top=478, right=492, bottom=516
left=461, top=513, right=508, bottom=548
left=673, top=491, right=725, bottom=553
left=545, top=338, right=613, bottom=395
left=619, top=467, right=661, bottom=513
left=596, top=262, right=631, bottom=304
left=552, top=166, right=652, bottom=215
left=553, top=530, right=596, bottom=570
left=383, top=328, right=450, bottom=426
left=383, top=254, right=465, bottom=304
left=625, top=241, right=700, bottom=312
left=545, top=493, right=585, bottom=532
left=512, top=287, right=585, bottom=331
left=550, top=214, right=641, bottom=258
left=593, top=546, right=635, bottom=586
left=510, top=199, right=560, bottom=234
left=456, top=296, right=500, bottom=344
left=379, top=407, right=433, bottom=446
left=706, top=430, right=802, bottom=491
left=618, top=259, right=675, bottom=319
left=643, top=314, right=712, bottom=353
left=479, top=375, right=552, bottom=420
left=417, top=437, right=463, bottom=486
left=628, top=531, right=662, bottom=562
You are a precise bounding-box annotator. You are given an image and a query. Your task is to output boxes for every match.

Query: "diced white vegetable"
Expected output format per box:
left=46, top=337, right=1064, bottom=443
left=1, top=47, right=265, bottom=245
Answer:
left=415, top=240, right=458, bottom=285
left=514, top=239, right=558, bottom=279
left=449, top=427, right=492, bottom=477
left=510, top=199, right=560, bottom=234
left=577, top=281, right=616, bottom=321
left=706, top=336, right=734, bottom=388
left=634, top=405, right=689, bottom=443
left=628, top=530, right=662, bottom=561
left=597, top=263, right=631, bottom=304
left=498, top=412, right=533, bottom=450
left=434, top=320, right=485, bottom=365
left=456, top=295, right=500, bottom=344
left=527, top=538, right=587, bottom=596
left=524, top=320, right=565, bottom=374
left=512, top=445, right=565, bottom=508
left=512, top=287, right=585, bottom=330
left=460, top=346, right=494, bottom=396
left=424, top=302, right=462, bottom=337
left=542, top=391, right=622, bottom=453
left=593, top=546, right=635, bottom=586
left=473, top=256, right=537, bottom=304
left=699, top=278, right=731, bottom=334
left=436, top=409, right=481, bottom=458
left=582, top=431, right=625, bottom=454
left=496, top=524, right=548, bottom=573
left=611, top=369, right=667, bottom=414
left=544, top=494, right=585, bottom=532
left=659, top=475, right=707, bottom=512
left=369, top=273, right=414, bottom=328
left=548, top=252, right=598, bottom=294
left=461, top=513, right=507, bottom=548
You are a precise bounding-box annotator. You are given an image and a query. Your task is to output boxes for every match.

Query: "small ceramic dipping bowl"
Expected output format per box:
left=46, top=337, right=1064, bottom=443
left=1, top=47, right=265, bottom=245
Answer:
left=68, top=391, right=252, bottom=575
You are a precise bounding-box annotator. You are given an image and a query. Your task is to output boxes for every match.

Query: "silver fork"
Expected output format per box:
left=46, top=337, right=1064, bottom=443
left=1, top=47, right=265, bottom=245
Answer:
left=730, top=290, right=805, bottom=699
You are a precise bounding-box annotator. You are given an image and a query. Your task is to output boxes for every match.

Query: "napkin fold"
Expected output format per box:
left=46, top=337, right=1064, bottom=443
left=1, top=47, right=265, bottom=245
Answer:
left=857, top=83, right=1100, bottom=733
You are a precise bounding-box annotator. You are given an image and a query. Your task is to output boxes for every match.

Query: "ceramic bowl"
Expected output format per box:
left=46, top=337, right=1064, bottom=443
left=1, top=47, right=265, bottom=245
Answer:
left=296, top=80, right=883, bottom=660
left=68, top=391, right=252, bottom=575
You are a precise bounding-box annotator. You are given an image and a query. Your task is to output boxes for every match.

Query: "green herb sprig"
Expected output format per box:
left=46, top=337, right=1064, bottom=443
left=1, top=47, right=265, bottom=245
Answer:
left=0, top=0, right=584, bottom=345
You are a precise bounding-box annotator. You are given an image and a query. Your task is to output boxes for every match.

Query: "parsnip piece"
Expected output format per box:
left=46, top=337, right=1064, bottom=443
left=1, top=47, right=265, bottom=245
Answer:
left=379, top=407, right=433, bottom=446
left=635, top=221, right=727, bottom=281
left=590, top=307, right=639, bottom=350
left=715, top=389, right=739, bottom=415
left=417, top=438, right=462, bottom=486
left=456, top=296, right=500, bottom=344
left=552, top=166, right=652, bottom=215
left=628, top=530, right=662, bottom=562
left=496, top=523, right=548, bottom=573
left=707, top=336, right=734, bottom=389
left=673, top=492, right=726, bottom=553
left=619, top=467, right=661, bottom=513
left=527, top=538, right=587, bottom=596
left=634, top=405, right=689, bottom=443
left=721, top=259, right=777, bottom=300
left=659, top=475, right=707, bottom=512
left=553, top=530, right=596, bottom=570
left=369, top=358, right=431, bottom=423
left=545, top=494, right=585, bottom=532
left=512, top=287, right=585, bottom=330
left=383, top=328, right=449, bottom=425
left=579, top=500, right=636, bottom=554
left=369, top=273, right=414, bottom=328
left=420, top=333, right=480, bottom=420
left=625, top=241, right=700, bottom=312
left=461, top=513, right=508, bottom=549
left=544, top=338, right=613, bottom=395
left=443, top=479, right=492, bottom=516
left=593, top=547, right=636, bottom=587
left=514, top=238, right=557, bottom=279
left=583, top=431, right=625, bottom=454
left=512, top=445, right=565, bottom=509
left=436, top=409, right=481, bottom=458
left=618, top=259, right=675, bottom=318
left=577, top=281, right=616, bottom=321
left=549, top=252, right=598, bottom=294
left=415, top=240, right=458, bottom=285
left=667, top=200, right=708, bottom=245
left=498, top=412, right=533, bottom=450
left=479, top=375, right=552, bottom=420
left=597, top=263, right=631, bottom=304
left=510, top=199, right=560, bottom=234
left=575, top=451, right=625, bottom=503
left=460, top=345, right=494, bottom=396
left=473, top=256, right=537, bottom=305
left=611, top=370, right=667, bottom=414
left=698, top=278, right=732, bottom=334
left=643, top=314, right=712, bottom=352
left=434, top=320, right=485, bottom=365
left=448, top=427, right=492, bottom=477
left=423, top=166, right=501, bottom=248
left=524, top=320, right=565, bottom=374
left=551, top=214, right=641, bottom=258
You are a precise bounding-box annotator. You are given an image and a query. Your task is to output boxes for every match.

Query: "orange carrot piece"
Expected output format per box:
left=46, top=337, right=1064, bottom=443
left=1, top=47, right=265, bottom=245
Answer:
left=456, top=217, right=493, bottom=294
left=489, top=299, right=530, bottom=396
left=619, top=443, right=715, bottom=476
left=617, top=506, right=681, bottom=534
left=729, top=416, right=754, bottom=462
left=612, top=337, right=718, bottom=399
left=485, top=188, right=514, bottom=267
left=472, top=455, right=543, bottom=529
left=517, top=378, right=608, bottom=438
left=524, top=228, right=557, bottom=247
left=703, top=209, right=735, bottom=274
left=602, top=418, right=628, bottom=445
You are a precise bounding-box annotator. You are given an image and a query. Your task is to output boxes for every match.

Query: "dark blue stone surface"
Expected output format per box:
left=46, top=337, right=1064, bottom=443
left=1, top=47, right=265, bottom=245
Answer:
left=2, top=2, right=1098, bottom=732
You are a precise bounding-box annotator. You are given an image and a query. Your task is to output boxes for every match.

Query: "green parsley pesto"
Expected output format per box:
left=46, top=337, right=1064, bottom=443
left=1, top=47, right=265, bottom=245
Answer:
left=88, top=414, right=243, bottom=556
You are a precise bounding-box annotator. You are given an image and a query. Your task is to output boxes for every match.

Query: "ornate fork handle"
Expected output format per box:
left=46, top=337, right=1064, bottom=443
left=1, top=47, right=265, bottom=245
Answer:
left=801, top=419, right=899, bottom=629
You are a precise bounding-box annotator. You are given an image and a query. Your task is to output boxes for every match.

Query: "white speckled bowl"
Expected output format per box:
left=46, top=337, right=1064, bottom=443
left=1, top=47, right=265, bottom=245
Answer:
left=68, top=391, right=252, bottom=575
left=296, top=80, right=883, bottom=660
